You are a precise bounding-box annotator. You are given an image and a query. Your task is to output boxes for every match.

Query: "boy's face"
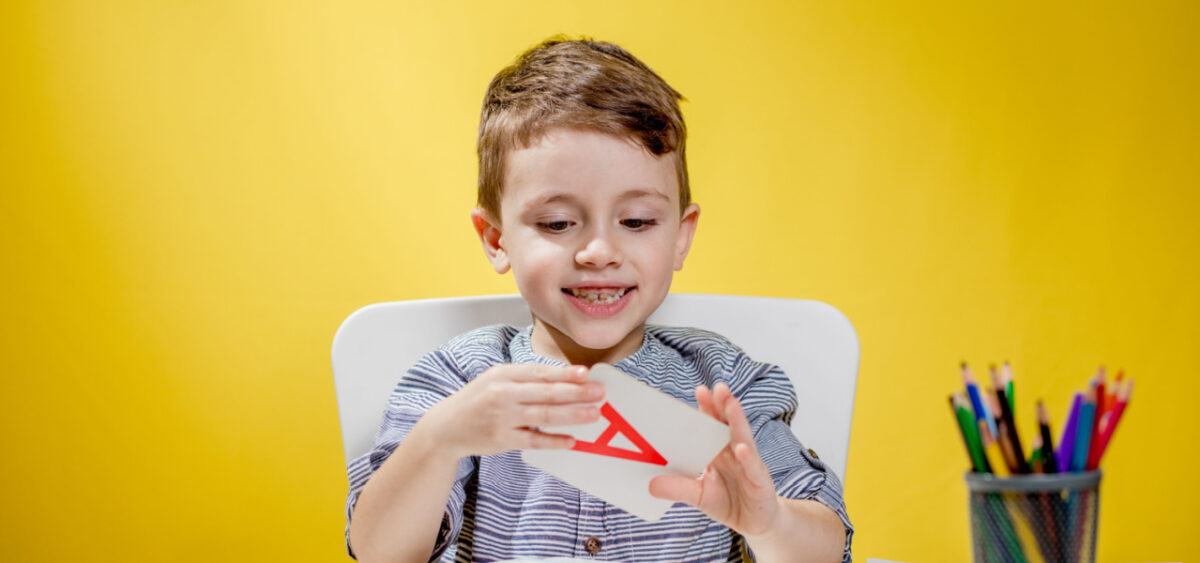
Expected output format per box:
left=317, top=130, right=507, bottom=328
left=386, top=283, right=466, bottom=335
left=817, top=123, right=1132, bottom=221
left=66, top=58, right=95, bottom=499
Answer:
left=472, top=128, right=700, bottom=365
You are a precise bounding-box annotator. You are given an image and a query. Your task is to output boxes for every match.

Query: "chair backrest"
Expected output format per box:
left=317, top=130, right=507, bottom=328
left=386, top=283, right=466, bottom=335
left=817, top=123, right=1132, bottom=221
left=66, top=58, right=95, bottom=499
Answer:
left=331, top=294, right=859, bottom=481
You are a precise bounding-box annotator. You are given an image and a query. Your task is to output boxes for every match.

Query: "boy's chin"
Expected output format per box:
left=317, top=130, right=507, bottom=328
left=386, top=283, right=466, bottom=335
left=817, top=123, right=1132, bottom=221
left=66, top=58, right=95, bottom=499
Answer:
left=570, top=325, right=645, bottom=353
left=571, top=333, right=631, bottom=352
left=535, top=319, right=644, bottom=361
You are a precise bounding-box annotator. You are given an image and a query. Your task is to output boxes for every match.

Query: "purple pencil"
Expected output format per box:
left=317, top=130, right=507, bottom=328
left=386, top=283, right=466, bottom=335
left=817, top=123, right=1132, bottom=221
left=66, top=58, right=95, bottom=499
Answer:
left=1056, top=393, right=1082, bottom=473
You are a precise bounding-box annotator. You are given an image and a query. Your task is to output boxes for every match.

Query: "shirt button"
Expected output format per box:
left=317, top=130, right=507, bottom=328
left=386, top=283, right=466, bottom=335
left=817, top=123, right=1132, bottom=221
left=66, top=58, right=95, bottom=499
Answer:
left=808, top=448, right=820, bottom=459
left=584, top=536, right=602, bottom=555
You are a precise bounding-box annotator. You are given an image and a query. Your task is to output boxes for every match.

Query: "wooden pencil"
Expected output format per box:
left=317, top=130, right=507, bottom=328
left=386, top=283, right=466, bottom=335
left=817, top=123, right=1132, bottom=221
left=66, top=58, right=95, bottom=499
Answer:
left=993, top=385, right=1030, bottom=473
left=1036, top=400, right=1059, bottom=474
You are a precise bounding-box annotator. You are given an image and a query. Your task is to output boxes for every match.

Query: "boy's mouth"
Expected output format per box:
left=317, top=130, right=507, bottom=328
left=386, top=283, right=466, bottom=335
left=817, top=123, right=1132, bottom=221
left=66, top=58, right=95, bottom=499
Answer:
left=562, top=286, right=634, bottom=305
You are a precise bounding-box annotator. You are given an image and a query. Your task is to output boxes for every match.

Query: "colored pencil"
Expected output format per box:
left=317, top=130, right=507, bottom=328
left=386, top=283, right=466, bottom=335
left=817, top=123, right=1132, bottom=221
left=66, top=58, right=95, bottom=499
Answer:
left=1090, top=378, right=1133, bottom=468
left=1002, top=361, right=1015, bottom=413
left=949, top=395, right=973, bottom=467
left=962, top=362, right=998, bottom=442
left=980, top=419, right=1009, bottom=477
left=992, top=384, right=1030, bottom=473
left=1090, top=370, right=1106, bottom=470
left=1056, top=393, right=1082, bottom=473
left=1006, top=494, right=1043, bottom=563
left=1071, top=386, right=1096, bottom=472
left=985, top=392, right=1018, bottom=473
left=951, top=394, right=989, bottom=473
left=1036, top=400, right=1059, bottom=474
left=1108, top=370, right=1124, bottom=413
left=1030, top=434, right=1045, bottom=473
left=1080, top=488, right=1098, bottom=562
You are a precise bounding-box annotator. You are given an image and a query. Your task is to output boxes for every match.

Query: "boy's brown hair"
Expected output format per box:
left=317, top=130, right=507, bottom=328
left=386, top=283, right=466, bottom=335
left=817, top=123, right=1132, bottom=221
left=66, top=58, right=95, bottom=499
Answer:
left=477, top=36, right=690, bottom=218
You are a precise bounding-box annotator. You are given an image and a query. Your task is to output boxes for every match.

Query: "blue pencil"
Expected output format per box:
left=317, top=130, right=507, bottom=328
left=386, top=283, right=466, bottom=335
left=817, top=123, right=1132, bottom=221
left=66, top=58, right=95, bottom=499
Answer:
left=962, top=363, right=998, bottom=441
left=1071, top=387, right=1096, bottom=473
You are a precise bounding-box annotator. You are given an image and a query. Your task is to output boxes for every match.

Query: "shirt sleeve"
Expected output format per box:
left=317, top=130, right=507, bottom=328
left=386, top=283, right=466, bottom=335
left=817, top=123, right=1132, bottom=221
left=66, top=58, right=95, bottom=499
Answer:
left=754, top=417, right=854, bottom=562
left=343, top=348, right=477, bottom=561
left=735, top=360, right=855, bottom=563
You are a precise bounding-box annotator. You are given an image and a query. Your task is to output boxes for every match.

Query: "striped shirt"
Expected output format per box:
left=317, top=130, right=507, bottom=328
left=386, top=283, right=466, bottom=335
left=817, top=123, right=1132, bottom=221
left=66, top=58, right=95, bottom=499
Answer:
left=346, top=324, right=853, bottom=562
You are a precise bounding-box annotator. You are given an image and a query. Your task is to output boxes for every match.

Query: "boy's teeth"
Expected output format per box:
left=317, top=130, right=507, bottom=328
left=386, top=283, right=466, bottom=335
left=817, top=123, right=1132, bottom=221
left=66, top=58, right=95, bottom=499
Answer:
left=569, top=288, right=628, bottom=304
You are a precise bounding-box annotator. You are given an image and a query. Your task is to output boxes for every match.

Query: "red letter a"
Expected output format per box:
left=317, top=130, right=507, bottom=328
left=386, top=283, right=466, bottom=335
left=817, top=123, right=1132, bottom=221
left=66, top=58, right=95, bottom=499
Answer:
left=570, top=403, right=667, bottom=466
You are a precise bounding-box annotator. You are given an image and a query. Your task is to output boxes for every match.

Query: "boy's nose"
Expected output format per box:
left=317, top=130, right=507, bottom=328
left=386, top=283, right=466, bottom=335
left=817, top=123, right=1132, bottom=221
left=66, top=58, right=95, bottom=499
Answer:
left=575, top=233, right=622, bottom=268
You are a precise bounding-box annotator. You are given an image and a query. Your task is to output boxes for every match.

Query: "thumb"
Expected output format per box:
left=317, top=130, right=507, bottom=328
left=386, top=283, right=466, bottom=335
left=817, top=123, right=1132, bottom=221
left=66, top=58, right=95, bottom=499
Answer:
left=648, top=474, right=702, bottom=506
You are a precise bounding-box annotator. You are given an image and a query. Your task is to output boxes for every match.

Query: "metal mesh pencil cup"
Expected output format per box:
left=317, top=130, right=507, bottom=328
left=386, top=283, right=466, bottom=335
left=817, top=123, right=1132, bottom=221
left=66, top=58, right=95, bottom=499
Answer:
left=964, top=471, right=1101, bottom=563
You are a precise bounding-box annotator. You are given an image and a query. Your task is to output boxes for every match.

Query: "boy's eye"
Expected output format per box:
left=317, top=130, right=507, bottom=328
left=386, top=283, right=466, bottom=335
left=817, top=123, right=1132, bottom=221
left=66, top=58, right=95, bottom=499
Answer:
left=537, top=221, right=573, bottom=232
left=621, top=218, right=658, bottom=230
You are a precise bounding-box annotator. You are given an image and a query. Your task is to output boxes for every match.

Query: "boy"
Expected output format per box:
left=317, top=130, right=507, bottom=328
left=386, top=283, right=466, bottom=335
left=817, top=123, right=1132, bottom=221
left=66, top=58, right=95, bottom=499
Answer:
left=345, top=37, right=853, bottom=562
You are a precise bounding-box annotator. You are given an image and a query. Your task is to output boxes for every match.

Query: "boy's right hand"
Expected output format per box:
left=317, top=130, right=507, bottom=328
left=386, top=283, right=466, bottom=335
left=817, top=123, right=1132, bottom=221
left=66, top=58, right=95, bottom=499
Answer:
left=422, top=364, right=605, bottom=459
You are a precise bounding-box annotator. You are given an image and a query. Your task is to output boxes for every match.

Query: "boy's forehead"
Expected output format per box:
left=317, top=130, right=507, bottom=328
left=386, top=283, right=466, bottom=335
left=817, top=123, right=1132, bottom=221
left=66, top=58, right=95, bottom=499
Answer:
left=501, top=129, right=679, bottom=209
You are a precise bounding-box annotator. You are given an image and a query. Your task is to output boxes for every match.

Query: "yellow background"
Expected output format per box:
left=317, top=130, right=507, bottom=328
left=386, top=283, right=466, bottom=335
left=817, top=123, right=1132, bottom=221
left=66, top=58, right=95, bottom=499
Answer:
left=3, top=1, right=1197, bottom=561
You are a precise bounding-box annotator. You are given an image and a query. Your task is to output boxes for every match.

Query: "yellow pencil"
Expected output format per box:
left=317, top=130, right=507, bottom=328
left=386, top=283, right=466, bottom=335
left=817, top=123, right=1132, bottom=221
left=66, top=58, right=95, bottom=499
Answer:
left=1006, top=495, right=1046, bottom=563
left=979, top=419, right=1009, bottom=477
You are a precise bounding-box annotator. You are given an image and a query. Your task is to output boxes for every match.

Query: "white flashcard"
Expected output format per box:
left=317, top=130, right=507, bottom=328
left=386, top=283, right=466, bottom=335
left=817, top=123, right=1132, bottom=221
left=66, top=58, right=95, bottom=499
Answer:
left=522, top=363, right=731, bottom=522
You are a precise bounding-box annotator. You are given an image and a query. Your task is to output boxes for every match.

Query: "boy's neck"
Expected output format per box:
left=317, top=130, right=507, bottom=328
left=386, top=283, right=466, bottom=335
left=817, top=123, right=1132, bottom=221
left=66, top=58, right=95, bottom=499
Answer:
left=530, top=320, right=645, bottom=367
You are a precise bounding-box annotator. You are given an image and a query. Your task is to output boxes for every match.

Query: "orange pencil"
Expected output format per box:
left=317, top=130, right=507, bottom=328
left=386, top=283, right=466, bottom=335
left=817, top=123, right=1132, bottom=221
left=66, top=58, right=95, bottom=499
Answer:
left=1104, top=369, right=1124, bottom=416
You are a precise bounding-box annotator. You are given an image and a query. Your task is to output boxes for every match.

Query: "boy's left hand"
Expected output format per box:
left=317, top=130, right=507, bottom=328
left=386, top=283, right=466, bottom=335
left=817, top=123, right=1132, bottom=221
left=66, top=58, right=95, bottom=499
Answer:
left=648, top=382, right=780, bottom=537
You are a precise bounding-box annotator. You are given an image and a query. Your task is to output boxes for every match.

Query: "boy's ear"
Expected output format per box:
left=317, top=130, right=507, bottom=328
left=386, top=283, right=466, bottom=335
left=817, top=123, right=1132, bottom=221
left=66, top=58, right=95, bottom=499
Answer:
left=471, top=207, right=510, bottom=274
left=673, top=203, right=701, bottom=271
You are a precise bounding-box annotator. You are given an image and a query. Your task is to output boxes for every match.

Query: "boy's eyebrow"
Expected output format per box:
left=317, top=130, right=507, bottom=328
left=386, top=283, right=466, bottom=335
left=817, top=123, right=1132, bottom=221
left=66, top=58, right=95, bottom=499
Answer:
left=618, top=188, right=671, bottom=202
left=528, top=193, right=580, bottom=207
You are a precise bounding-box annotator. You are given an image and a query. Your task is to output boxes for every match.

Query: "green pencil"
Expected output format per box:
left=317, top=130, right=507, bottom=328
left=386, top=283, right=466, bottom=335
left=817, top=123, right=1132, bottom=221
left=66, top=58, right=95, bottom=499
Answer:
left=1001, top=361, right=1015, bottom=414
left=953, top=393, right=990, bottom=473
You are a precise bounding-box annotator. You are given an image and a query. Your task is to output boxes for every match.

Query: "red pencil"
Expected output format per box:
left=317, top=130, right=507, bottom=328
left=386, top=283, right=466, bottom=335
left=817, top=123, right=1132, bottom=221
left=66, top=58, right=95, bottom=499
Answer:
left=1090, top=368, right=1106, bottom=470
left=1090, top=378, right=1133, bottom=468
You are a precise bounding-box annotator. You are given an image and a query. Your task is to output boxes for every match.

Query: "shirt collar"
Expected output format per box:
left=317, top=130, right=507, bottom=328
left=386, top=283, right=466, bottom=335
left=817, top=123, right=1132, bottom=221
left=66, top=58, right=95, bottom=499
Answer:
left=509, top=324, right=660, bottom=373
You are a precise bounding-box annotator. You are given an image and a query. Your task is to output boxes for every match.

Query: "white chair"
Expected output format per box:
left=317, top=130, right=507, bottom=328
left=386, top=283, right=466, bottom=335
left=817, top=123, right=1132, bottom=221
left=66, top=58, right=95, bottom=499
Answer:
left=331, top=294, right=859, bottom=481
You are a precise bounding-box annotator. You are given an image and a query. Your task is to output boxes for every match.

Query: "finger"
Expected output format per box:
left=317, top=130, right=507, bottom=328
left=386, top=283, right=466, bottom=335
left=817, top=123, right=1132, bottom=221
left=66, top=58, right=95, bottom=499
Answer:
left=711, top=382, right=734, bottom=423
left=694, top=385, right=719, bottom=420
left=708, top=444, right=744, bottom=482
left=513, top=381, right=605, bottom=404
left=648, top=474, right=703, bottom=506
left=520, top=429, right=577, bottom=450
left=507, top=364, right=589, bottom=383
left=722, top=395, right=773, bottom=492
left=517, top=403, right=601, bottom=427
left=724, top=394, right=757, bottom=451
left=733, top=442, right=773, bottom=492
